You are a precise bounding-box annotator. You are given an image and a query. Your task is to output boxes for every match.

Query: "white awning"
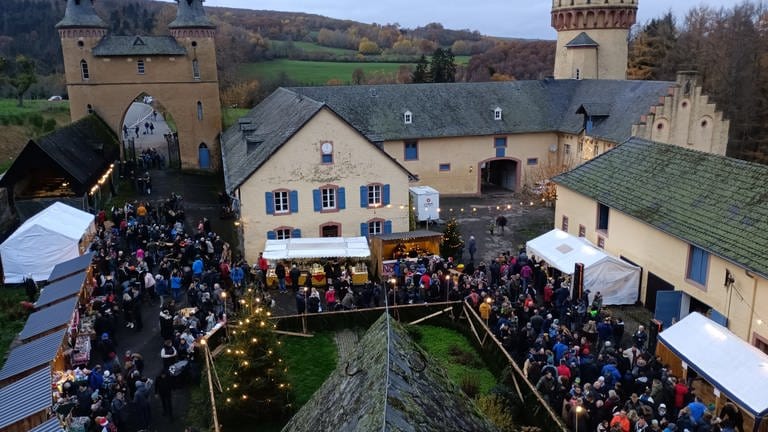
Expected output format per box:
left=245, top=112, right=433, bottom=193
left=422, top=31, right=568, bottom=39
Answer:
left=263, top=237, right=370, bottom=260
left=659, top=312, right=768, bottom=417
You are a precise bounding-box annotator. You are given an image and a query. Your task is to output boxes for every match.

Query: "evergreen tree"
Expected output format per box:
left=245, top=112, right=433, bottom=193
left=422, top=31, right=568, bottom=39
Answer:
left=219, top=295, right=291, bottom=423
left=430, top=48, right=457, bottom=83
left=412, top=55, right=431, bottom=83
left=440, top=218, right=464, bottom=260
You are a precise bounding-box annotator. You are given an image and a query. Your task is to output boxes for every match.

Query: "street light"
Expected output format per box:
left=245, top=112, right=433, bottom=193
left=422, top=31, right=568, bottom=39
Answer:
left=574, top=405, right=584, bottom=432
left=221, top=291, right=227, bottom=318
left=301, top=287, right=309, bottom=334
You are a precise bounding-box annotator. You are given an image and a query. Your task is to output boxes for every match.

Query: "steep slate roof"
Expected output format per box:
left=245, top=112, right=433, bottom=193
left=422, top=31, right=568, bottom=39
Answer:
left=221, top=88, right=415, bottom=193
left=93, top=36, right=187, bottom=56
left=290, top=79, right=671, bottom=144
left=0, top=115, right=119, bottom=196
left=0, top=367, right=52, bottom=429
left=282, top=313, right=500, bottom=432
left=55, top=0, right=107, bottom=29
left=566, top=32, right=599, bottom=47
left=553, top=138, right=768, bottom=278
left=169, top=0, right=216, bottom=28
left=0, top=329, right=65, bottom=383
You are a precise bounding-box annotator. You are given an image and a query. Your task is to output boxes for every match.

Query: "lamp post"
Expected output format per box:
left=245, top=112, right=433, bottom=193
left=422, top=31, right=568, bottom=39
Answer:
left=574, top=405, right=584, bottom=432
left=221, top=291, right=227, bottom=319
left=301, top=287, right=309, bottom=334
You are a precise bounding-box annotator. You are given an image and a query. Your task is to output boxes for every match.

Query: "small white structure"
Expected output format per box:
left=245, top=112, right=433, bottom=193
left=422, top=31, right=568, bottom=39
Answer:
left=0, top=202, right=95, bottom=283
left=526, top=228, right=640, bottom=305
left=262, top=237, right=370, bottom=261
left=409, top=186, right=440, bottom=222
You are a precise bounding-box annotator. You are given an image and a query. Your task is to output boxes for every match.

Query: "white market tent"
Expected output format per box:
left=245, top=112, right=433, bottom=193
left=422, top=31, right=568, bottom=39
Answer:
left=263, top=237, right=370, bottom=260
left=526, top=228, right=640, bottom=305
left=0, top=202, right=95, bottom=283
left=659, top=312, right=768, bottom=420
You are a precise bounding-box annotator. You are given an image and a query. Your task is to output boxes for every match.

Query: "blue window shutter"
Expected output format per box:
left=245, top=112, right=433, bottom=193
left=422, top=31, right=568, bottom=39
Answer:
left=338, top=187, right=346, bottom=210
left=291, top=228, right=302, bottom=238
left=360, top=185, right=368, bottom=208
left=384, top=220, right=393, bottom=234
left=586, top=117, right=594, bottom=134
left=289, top=190, right=299, bottom=213
left=266, top=231, right=276, bottom=240
left=383, top=184, right=391, bottom=206
left=313, top=189, right=321, bottom=212
left=360, top=222, right=369, bottom=236
left=496, top=147, right=505, bottom=158
left=265, top=192, right=274, bottom=215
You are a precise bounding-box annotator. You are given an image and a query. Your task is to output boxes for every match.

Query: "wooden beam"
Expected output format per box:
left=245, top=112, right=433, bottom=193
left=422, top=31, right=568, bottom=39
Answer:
left=273, top=329, right=314, bottom=338
left=407, top=307, right=452, bottom=325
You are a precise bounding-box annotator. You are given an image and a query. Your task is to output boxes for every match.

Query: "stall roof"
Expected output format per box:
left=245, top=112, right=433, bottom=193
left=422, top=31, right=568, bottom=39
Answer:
left=18, top=296, right=77, bottom=341
left=527, top=228, right=609, bottom=274
left=29, top=418, right=65, bottom=432
left=0, top=366, right=52, bottom=429
left=47, top=251, right=94, bottom=283
left=34, top=272, right=87, bottom=309
left=263, top=237, right=370, bottom=260
left=373, top=230, right=442, bottom=241
left=0, top=329, right=65, bottom=382
left=659, top=312, right=768, bottom=417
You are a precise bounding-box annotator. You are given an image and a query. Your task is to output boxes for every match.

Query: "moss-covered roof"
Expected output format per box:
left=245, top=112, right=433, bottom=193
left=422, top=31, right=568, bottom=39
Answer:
left=282, top=313, right=500, bottom=432
left=553, top=138, right=768, bottom=278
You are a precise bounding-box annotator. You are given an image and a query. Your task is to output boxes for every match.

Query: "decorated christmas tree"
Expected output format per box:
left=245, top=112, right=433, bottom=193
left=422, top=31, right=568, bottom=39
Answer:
left=218, top=295, right=291, bottom=424
left=440, top=218, right=464, bottom=260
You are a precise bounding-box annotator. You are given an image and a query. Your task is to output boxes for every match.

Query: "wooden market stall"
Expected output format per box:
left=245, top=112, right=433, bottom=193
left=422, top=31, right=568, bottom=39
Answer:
left=262, top=237, right=371, bottom=287
left=656, top=312, right=768, bottom=432
left=370, top=230, right=442, bottom=278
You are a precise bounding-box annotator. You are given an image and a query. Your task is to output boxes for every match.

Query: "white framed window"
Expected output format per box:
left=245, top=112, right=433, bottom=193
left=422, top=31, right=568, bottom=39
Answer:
left=80, top=60, right=90, bottom=80
left=192, top=58, right=200, bottom=80
left=404, top=110, right=412, bottom=124
left=368, top=184, right=382, bottom=206
left=275, top=228, right=291, bottom=240
left=137, top=58, right=145, bottom=75
left=274, top=191, right=289, bottom=214
left=321, top=187, right=337, bottom=210
left=494, top=107, right=502, bottom=120
left=369, top=220, right=383, bottom=236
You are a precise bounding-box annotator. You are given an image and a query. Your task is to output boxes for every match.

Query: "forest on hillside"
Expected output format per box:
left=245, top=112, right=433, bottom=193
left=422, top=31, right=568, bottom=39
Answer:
left=0, top=0, right=766, bottom=164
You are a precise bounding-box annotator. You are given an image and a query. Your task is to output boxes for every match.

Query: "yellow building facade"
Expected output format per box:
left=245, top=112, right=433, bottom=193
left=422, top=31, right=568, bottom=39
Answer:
left=554, top=138, right=768, bottom=350
left=57, top=0, right=222, bottom=170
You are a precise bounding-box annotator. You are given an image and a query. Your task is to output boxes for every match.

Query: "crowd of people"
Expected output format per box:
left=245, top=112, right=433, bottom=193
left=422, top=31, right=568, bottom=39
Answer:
left=62, top=192, right=261, bottom=431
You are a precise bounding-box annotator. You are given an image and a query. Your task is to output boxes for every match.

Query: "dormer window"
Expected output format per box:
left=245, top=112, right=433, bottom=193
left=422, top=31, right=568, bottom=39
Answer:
left=403, top=110, right=412, bottom=125
left=494, top=107, right=502, bottom=120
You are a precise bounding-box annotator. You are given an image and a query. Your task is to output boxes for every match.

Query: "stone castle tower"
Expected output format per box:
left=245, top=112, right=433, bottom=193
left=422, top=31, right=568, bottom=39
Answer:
left=551, top=0, right=638, bottom=80
left=56, top=0, right=222, bottom=170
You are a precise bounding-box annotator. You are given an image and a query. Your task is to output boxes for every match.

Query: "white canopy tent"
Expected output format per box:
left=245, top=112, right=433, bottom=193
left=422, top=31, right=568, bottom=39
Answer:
left=659, top=312, right=768, bottom=422
left=263, top=237, right=370, bottom=260
left=526, top=228, right=640, bottom=305
left=0, top=202, right=95, bottom=283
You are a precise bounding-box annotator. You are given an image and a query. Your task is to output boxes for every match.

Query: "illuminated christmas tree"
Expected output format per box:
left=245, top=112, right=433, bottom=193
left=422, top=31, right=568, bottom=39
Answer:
left=440, top=218, right=464, bottom=260
left=219, top=296, right=291, bottom=423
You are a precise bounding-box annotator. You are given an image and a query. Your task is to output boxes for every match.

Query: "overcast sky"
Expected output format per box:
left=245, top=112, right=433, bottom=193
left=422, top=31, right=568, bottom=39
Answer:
left=180, top=0, right=747, bottom=39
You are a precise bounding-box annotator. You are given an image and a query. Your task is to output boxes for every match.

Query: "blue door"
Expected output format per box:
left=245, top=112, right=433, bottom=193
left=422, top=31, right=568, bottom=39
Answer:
left=654, top=290, right=683, bottom=330
left=199, top=143, right=210, bottom=169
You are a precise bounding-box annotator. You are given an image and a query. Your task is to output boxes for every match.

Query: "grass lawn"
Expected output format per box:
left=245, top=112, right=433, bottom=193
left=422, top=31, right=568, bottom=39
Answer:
left=239, top=59, right=415, bottom=85
left=0, top=286, right=30, bottom=361
left=0, top=98, right=70, bottom=116
left=271, top=40, right=358, bottom=56
left=416, top=325, right=497, bottom=395
left=281, top=331, right=338, bottom=407
left=222, top=107, right=251, bottom=130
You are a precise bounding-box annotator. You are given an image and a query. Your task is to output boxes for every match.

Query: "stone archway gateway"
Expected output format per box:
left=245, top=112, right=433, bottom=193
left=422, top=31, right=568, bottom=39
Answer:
left=57, top=0, right=222, bottom=170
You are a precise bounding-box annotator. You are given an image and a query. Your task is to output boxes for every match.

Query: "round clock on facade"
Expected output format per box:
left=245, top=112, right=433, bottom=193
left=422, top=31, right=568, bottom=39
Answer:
left=321, top=142, right=333, bottom=154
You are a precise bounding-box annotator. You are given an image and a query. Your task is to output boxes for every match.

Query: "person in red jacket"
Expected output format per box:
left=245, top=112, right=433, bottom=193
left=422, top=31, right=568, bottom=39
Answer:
left=672, top=376, right=689, bottom=412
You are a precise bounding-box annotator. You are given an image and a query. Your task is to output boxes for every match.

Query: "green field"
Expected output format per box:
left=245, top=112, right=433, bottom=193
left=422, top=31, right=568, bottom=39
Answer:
left=240, top=59, right=415, bottom=85
left=222, top=107, right=250, bottom=129
left=0, top=98, right=70, bottom=116
left=270, top=40, right=358, bottom=56
left=0, top=286, right=28, bottom=362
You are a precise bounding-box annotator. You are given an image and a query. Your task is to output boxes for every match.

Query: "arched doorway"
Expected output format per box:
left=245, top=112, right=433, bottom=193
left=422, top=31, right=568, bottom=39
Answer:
left=198, top=143, right=210, bottom=169
left=480, top=158, right=519, bottom=193
left=119, top=93, right=179, bottom=169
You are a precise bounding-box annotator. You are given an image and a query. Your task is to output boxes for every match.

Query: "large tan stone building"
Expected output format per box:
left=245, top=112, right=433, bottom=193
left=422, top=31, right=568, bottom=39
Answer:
left=553, top=137, right=768, bottom=351
left=57, top=0, right=222, bottom=170
left=222, top=89, right=415, bottom=263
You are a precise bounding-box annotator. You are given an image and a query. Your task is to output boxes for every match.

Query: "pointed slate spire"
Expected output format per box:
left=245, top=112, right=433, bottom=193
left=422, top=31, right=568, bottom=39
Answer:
left=56, top=0, right=107, bottom=29
left=169, top=0, right=215, bottom=29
